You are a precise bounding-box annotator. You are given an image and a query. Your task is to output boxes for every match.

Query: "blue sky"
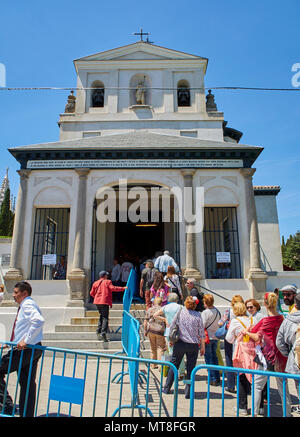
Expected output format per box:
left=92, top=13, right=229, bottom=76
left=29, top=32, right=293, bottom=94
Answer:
left=0, top=0, right=299, bottom=239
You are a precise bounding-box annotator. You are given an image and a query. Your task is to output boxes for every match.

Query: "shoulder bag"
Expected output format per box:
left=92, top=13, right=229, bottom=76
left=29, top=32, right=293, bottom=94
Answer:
left=168, top=306, right=183, bottom=343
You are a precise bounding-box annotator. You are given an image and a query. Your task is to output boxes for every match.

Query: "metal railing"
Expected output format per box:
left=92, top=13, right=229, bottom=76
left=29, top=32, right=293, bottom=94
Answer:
left=0, top=342, right=178, bottom=417
left=189, top=363, right=300, bottom=417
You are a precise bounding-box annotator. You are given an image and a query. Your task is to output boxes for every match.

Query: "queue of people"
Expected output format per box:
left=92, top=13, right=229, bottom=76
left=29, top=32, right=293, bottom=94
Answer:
left=141, top=275, right=300, bottom=417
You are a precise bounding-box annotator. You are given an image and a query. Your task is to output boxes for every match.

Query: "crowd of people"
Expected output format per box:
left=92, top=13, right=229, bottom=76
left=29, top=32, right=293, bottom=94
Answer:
left=135, top=255, right=300, bottom=415
left=1, top=247, right=300, bottom=417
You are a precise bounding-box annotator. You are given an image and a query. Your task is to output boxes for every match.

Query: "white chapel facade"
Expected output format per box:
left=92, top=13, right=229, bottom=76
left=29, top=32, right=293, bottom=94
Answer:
left=3, top=41, right=286, bottom=317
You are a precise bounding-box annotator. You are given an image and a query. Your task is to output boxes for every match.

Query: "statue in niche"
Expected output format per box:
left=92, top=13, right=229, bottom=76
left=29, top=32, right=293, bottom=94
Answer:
left=177, top=86, right=190, bottom=107
left=92, top=87, right=104, bottom=107
left=64, top=90, right=76, bottom=113
left=135, top=79, right=146, bottom=105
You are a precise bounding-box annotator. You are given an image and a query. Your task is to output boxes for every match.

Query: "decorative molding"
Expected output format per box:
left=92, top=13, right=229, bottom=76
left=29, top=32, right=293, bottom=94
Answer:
left=56, top=176, right=73, bottom=186
left=33, top=176, right=52, bottom=186
left=199, top=176, right=216, bottom=185
left=91, top=176, right=105, bottom=186
left=222, top=176, right=238, bottom=186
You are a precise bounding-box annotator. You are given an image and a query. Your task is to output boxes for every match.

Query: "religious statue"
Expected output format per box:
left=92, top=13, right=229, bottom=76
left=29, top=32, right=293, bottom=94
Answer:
left=206, top=89, right=218, bottom=112
left=135, top=80, right=146, bottom=105
left=92, top=87, right=104, bottom=107
left=64, top=90, right=76, bottom=113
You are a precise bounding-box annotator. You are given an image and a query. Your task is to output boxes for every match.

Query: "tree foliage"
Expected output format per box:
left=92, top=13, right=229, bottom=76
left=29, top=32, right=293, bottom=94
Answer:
left=0, top=187, right=14, bottom=237
left=281, top=231, right=300, bottom=271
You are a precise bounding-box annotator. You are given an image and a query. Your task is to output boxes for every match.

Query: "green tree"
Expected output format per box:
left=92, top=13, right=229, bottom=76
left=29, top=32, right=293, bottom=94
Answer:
left=0, top=187, right=14, bottom=237
left=281, top=230, right=300, bottom=270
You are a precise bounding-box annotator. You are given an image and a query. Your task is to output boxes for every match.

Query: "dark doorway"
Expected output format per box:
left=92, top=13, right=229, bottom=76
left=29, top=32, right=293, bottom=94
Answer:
left=115, top=221, right=164, bottom=261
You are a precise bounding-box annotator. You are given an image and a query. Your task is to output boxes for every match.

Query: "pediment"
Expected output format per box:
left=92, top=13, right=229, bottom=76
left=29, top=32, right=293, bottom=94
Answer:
left=74, top=42, right=207, bottom=63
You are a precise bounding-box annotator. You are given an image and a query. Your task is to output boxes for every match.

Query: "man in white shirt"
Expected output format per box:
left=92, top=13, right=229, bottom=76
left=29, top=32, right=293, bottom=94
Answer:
left=120, top=259, right=134, bottom=285
left=0, top=281, right=44, bottom=417
left=154, top=250, right=180, bottom=275
left=111, top=258, right=121, bottom=284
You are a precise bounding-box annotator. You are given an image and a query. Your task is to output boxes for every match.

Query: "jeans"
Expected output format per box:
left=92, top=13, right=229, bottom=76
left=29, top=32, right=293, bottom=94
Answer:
left=96, top=304, right=109, bottom=334
left=204, top=339, right=220, bottom=382
left=224, top=339, right=236, bottom=390
left=253, top=364, right=291, bottom=416
left=0, top=345, right=42, bottom=417
left=163, top=340, right=199, bottom=398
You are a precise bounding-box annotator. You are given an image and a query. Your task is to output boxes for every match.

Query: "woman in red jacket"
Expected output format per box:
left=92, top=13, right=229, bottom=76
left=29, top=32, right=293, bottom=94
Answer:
left=90, top=270, right=127, bottom=342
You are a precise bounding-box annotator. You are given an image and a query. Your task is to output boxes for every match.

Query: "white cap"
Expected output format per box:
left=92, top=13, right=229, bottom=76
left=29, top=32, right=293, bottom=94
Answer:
left=280, top=284, right=298, bottom=294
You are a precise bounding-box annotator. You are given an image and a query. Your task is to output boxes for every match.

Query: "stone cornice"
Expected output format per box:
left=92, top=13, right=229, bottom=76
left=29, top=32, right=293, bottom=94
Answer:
left=10, top=147, right=262, bottom=170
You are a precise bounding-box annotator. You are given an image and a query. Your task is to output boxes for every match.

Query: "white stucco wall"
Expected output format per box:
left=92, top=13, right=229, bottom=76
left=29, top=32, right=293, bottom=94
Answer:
left=255, top=194, right=283, bottom=271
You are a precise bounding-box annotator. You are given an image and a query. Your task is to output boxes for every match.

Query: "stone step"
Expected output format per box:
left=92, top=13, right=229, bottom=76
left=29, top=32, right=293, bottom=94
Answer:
left=43, top=339, right=124, bottom=350
left=55, top=324, right=123, bottom=333
left=71, top=317, right=123, bottom=325
left=44, top=332, right=122, bottom=341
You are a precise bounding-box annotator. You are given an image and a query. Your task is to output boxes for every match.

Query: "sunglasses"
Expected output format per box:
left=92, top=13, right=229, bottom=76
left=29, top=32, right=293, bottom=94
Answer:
left=247, top=306, right=254, bottom=309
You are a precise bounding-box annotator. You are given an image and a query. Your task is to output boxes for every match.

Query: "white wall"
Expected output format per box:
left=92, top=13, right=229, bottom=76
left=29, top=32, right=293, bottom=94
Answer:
left=255, top=195, right=283, bottom=271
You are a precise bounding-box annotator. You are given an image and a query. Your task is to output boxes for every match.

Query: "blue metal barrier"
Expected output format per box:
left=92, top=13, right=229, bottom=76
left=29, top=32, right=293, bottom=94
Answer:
left=189, top=363, right=300, bottom=417
left=0, top=341, right=178, bottom=417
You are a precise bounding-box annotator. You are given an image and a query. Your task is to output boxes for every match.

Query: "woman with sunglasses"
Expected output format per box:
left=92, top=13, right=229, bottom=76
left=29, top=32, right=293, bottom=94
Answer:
left=245, top=299, right=264, bottom=325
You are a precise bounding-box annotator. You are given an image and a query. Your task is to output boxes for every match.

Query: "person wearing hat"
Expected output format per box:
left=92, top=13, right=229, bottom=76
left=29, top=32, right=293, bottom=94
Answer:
left=90, top=271, right=127, bottom=342
left=280, top=285, right=298, bottom=314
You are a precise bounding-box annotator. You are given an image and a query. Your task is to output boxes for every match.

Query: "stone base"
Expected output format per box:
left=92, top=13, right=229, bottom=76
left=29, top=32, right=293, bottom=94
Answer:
left=248, top=269, right=268, bottom=300
left=3, top=268, right=23, bottom=301
left=67, top=269, right=87, bottom=301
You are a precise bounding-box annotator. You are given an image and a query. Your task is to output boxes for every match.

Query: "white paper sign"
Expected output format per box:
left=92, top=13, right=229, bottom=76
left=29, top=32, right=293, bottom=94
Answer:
left=42, top=254, right=57, bottom=265
left=216, top=252, right=231, bottom=263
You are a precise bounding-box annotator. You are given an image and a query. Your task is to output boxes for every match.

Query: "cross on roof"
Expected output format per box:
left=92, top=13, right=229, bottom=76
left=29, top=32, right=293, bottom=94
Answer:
left=133, top=28, right=151, bottom=42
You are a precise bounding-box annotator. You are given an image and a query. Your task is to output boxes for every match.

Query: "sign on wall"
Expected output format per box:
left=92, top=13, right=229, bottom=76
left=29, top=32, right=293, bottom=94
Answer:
left=42, top=254, right=57, bottom=265
left=216, top=252, right=231, bottom=263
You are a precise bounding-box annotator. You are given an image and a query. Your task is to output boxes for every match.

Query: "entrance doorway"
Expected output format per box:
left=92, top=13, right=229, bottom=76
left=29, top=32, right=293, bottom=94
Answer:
left=90, top=183, right=180, bottom=285
left=115, top=221, right=164, bottom=261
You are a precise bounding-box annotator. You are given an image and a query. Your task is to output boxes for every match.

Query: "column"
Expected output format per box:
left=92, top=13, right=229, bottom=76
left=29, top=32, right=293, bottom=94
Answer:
left=67, top=168, right=90, bottom=305
left=181, top=169, right=202, bottom=280
left=4, top=170, right=31, bottom=303
left=240, top=168, right=267, bottom=299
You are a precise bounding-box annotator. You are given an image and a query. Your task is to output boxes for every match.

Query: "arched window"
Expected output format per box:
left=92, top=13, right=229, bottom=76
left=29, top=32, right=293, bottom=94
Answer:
left=91, top=81, right=105, bottom=107
left=177, top=80, right=190, bottom=107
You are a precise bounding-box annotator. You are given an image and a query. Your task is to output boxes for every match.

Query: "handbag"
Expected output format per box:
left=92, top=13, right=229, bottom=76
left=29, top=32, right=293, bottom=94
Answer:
left=232, top=318, right=257, bottom=383
left=215, top=310, right=230, bottom=339
left=160, top=353, right=172, bottom=377
left=204, top=309, right=221, bottom=344
left=168, top=306, right=182, bottom=343
left=168, top=277, right=179, bottom=296
left=215, top=321, right=229, bottom=339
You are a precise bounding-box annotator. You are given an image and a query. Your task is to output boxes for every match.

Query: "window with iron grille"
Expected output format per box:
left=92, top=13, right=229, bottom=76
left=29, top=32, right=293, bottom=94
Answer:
left=203, top=207, right=241, bottom=279
left=30, top=208, right=70, bottom=280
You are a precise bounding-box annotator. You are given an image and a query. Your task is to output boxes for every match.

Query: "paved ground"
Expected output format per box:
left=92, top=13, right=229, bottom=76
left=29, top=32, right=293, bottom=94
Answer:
left=2, top=350, right=300, bottom=418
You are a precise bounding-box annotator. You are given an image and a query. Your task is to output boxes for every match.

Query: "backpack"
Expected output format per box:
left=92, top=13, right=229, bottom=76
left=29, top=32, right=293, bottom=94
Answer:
left=146, top=268, right=157, bottom=289
left=294, top=324, right=300, bottom=369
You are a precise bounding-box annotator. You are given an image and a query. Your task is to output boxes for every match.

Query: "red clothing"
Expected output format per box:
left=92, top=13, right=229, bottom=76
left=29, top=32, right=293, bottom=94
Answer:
left=251, top=315, right=287, bottom=372
left=90, top=279, right=125, bottom=307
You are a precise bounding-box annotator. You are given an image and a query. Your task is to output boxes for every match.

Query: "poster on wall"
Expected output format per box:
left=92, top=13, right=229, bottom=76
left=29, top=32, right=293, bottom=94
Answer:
left=216, top=252, right=231, bottom=263
left=42, top=254, right=57, bottom=265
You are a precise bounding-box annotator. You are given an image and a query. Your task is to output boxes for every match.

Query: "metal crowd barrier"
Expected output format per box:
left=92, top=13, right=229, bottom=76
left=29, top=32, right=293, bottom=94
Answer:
left=2, top=340, right=300, bottom=418
left=0, top=341, right=179, bottom=418
left=189, top=364, right=300, bottom=417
